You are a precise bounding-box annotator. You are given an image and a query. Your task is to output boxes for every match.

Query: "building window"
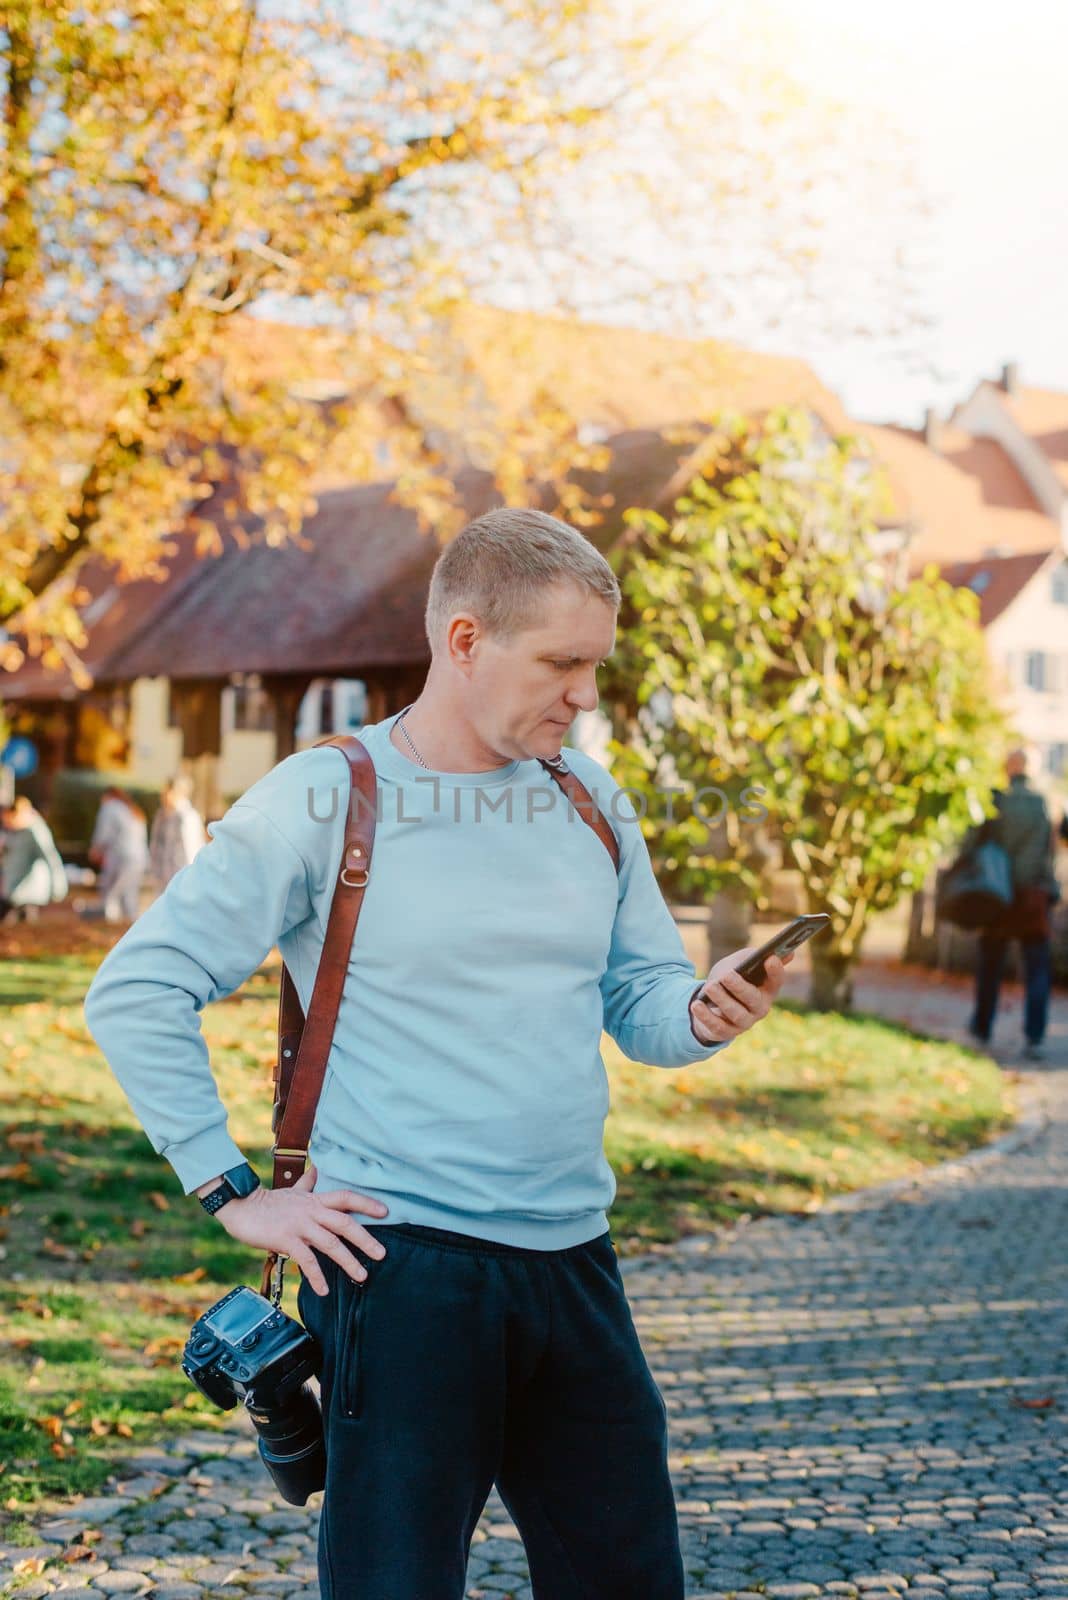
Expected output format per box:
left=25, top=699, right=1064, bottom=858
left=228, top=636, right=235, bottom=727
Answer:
left=295, top=678, right=367, bottom=743
left=1052, top=564, right=1068, bottom=605
left=319, top=683, right=334, bottom=734
left=1024, top=651, right=1048, bottom=692
left=229, top=673, right=275, bottom=733
left=342, top=681, right=367, bottom=730
left=1046, top=743, right=1068, bottom=777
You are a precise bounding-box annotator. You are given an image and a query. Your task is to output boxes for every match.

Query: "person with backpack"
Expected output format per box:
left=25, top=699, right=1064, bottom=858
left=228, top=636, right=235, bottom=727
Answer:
left=967, top=747, right=1061, bottom=1060
left=83, top=508, right=792, bottom=1600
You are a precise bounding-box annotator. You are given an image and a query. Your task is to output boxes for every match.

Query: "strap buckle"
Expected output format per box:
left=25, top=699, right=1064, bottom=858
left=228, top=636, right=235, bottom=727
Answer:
left=263, top=1254, right=286, bottom=1305
left=340, top=843, right=369, bottom=888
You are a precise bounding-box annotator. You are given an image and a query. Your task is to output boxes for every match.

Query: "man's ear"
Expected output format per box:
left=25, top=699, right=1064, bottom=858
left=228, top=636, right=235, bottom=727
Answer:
left=446, top=614, right=481, bottom=670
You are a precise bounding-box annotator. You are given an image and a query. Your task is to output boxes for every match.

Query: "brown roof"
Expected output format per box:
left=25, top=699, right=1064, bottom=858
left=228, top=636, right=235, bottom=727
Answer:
left=937, top=548, right=1056, bottom=626
left=223, top=305, right=855, bottom=447
left=565, top=426, right=709, bottom=548
left=854, top=422, right=1058, bottom=568
left=101, top=472, right=499, bottom=683
left=426, top=304, right=855, bottom=436
left=8, top=309, right=853, bottom=693
left=50, top=430, right=719, bottom=684
left=1, top=535, right=206, bottom=701
left=3, top=419, right=788, bottom=692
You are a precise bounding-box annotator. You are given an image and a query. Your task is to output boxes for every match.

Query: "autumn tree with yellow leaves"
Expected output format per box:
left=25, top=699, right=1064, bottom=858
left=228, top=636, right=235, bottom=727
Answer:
left=1, top=0, right=926, bottom=675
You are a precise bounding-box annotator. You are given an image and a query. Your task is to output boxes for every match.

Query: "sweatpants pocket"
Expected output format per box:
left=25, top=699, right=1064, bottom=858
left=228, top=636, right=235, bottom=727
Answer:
left=335, top=1276, right=368, bottom=1420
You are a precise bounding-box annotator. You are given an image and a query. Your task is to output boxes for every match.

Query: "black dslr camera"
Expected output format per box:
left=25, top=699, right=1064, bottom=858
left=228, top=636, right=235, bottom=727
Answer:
left=182, top=1285, right=325, bottom=1505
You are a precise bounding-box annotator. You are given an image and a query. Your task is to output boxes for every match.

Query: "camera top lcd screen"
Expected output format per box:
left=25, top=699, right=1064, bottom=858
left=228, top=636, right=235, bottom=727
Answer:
left=204, top=1289, right=276, bottom=1343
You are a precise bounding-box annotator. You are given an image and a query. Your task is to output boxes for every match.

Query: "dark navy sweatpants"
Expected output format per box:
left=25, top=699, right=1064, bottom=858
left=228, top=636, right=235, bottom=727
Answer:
left=297, top=1222, right=686, bottom=1600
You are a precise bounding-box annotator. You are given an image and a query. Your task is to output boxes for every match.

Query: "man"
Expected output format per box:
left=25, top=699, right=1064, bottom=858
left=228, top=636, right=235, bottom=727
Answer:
left=967, top=746, right=1060, bottom=1062
left=85, top=508, right=790, bottom=1600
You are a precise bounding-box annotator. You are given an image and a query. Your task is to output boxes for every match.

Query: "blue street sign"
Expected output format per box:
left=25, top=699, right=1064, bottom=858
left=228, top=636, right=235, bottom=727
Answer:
left=1, top=736, right=38, bottom=777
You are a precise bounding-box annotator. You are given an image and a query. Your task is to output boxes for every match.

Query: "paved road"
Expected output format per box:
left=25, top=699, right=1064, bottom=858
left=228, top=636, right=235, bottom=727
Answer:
left=4, top=959, right=1067, bottom=1600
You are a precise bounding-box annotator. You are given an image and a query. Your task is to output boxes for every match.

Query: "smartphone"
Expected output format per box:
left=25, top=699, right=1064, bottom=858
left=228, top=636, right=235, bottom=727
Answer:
left=733, top=914, right=831, bottom=986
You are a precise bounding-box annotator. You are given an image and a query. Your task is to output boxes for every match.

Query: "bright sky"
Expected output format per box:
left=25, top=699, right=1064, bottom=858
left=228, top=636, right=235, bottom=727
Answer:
left=278, top=1, right=1066, bottom=433
left=719, top=0, right=1068, bottom=423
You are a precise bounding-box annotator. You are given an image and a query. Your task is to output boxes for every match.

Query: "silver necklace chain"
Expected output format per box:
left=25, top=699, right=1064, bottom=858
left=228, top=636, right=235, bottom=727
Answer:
left=393, top=703, right=567, bottom=772
left=395, top=704, right=430, bottom=769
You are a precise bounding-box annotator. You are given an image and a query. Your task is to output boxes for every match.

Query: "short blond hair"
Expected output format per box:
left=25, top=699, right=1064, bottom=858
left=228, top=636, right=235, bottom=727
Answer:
left=425, top=508, right=620, bottom=654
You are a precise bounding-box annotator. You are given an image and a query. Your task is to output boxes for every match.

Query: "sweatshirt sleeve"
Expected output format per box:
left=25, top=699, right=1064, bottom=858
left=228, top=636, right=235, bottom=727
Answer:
left=594, top=776, right=731, bottom=1069
left=83, top=797, right=316, bottom=1194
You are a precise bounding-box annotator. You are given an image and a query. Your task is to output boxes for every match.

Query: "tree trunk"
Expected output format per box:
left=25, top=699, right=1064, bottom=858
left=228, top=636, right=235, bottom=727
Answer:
left=904, top=887, right=932, bottom=965
left=808, top=939, right=855, bottom=1012
left=706, top=883, right=753, bottom=972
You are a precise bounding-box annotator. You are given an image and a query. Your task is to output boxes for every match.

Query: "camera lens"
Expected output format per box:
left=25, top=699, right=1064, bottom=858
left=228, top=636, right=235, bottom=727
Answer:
left=244, top=1381, right=326, bottom=1506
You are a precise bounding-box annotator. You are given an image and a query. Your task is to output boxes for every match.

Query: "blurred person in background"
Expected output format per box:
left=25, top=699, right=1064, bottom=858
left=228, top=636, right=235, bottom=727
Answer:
left=0, top=795, right=68, bottom=922
left=89, top=787, right=149, bottom=923
left=968, top=748, right=1061, bottom=1061
left=149, top=775, right=207, bottom=891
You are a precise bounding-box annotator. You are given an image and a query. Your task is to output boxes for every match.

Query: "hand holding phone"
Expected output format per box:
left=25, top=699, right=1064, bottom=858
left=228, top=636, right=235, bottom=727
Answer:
left=732, top=914, right=831, bottom=986
left=689, top=914, right=831, bottom=1046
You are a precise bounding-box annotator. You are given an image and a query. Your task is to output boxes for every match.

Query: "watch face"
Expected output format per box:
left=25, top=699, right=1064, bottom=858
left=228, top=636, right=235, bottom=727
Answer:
left=223, top=1163, right=261, bottom=1199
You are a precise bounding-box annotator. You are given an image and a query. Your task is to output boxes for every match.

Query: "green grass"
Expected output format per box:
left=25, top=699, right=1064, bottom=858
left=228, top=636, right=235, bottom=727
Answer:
left=0, top=947, right=1012, bottom=1521
left=605, top=1001, right=1011, bottom=1241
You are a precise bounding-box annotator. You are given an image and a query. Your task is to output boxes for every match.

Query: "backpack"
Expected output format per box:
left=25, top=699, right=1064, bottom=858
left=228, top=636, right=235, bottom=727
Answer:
left=936, top=819, right=1013, bottom=931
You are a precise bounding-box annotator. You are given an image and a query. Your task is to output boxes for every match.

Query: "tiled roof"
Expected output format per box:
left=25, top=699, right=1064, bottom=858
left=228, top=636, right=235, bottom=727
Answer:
left=938, top=548, right=1057, bottom=626
left=223, top=305, right=855, bottom=443
left=854, top=422, right=1058, bottom=568
left=1, top=534, right=206, bottom=701
left=100, top=471, right=498, bottom=682
left=1003, top=385, right=1068, bottom=492
left=423, top=304, right=855, bottom=436
left=19, top=431, right=718, bottom=686
left=7, top=309, right=852, bottom=693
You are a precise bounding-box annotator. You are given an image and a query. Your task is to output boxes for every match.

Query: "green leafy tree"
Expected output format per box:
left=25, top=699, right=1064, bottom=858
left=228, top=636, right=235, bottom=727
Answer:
left=601, top=408, right=1010, bottom=1011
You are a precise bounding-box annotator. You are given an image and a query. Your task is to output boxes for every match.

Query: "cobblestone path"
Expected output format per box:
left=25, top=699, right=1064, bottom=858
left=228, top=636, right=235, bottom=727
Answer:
left=4, top=963, right=1066, bottom=1600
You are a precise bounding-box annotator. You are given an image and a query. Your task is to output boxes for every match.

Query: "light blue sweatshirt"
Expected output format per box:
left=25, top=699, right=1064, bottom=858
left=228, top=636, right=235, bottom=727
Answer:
left=83, top=714, right=728, bottom=1248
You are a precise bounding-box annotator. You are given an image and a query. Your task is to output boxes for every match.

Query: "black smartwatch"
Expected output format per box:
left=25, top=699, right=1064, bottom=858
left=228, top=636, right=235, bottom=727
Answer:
left=199, top=1161, right=261, bottom=1216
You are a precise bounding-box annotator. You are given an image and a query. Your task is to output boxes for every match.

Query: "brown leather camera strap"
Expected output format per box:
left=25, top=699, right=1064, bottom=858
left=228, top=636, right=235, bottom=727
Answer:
left=260, top=734, right=618, bottom=1295
left=269, top=733, right=377, bottom=1191
left=539, top=753, right=620, bottom=873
